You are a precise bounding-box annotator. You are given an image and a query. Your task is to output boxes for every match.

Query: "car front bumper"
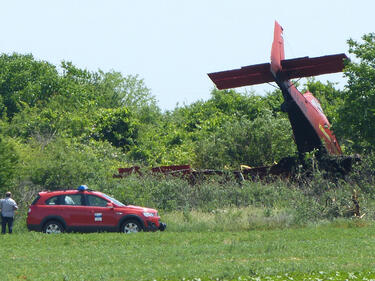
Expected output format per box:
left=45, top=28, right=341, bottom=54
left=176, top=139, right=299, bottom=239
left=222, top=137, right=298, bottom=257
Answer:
left=145, top=221, right=167, bottom=231
left=159, top=222, right=166, bottom=231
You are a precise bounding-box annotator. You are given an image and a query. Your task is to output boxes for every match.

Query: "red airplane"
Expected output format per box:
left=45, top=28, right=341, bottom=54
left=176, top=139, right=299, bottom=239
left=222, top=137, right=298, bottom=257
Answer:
left=208, top=21, right=347, bottom=156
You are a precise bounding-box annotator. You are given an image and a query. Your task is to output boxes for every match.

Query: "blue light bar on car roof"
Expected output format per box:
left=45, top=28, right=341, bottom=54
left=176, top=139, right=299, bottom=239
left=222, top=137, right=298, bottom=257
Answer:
left=78, top=185, right=88, bottom=191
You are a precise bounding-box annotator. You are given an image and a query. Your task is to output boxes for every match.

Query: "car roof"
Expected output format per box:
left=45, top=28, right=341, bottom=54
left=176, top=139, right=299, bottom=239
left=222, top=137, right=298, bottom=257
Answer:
left=39, top=189, right=103, bottom=197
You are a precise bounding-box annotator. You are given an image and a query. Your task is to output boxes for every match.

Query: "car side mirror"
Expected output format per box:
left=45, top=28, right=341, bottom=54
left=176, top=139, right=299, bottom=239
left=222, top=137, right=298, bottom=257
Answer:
left=106, top=202, right=114, bottom=208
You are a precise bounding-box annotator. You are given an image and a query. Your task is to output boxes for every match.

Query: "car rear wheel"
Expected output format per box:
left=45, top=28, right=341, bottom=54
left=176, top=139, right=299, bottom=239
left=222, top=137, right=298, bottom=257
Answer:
left=43, top=220, right=64, bottom=234
left=121, top=220, right=142, bottom=233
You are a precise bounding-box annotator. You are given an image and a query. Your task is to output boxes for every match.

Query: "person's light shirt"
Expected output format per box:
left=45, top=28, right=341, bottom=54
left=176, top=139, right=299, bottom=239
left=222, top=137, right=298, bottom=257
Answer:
left=0, top=198, right=18, bottom=218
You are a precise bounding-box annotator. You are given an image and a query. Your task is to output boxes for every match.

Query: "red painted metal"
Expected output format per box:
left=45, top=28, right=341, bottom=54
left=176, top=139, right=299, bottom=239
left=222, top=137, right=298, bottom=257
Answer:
left=271, top=21, right=285, bottom=75
left=303, top=92, right=342, bottom=154
left=208, top=54, right=346, bottom=90
left=285, top=83, right=342, bottom=155
left=280, top=54, right=347, bottom=80
left=208, top=63, right=273, bottom=90
left=113, top=166, right=142, bottom=178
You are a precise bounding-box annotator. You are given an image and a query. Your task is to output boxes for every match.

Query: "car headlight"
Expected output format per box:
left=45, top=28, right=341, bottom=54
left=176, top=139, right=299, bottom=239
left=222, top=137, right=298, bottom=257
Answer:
left=143, top=212, right=155, bottom=217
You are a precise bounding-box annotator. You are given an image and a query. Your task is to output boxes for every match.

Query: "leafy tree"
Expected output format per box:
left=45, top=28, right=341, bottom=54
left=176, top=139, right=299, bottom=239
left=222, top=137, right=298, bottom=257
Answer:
left=0, top=53, right=59, bottom=119
left=60, top=62, right=156, bottom=110
left=2, top=58, right=156, bottom=145
left=18, top=138, right=125, bottom=190
left=91, top=107, right=139, bottom=150
left=194, top=110, right=296, bottom=169
left=334, top=33, right=375, bottom=152
left=173, top=89, right=269, bottom=133
left=155, top=88, right=298, bottom=169
left=128, top=114, right=196, bottom=166
left=261, top=89, right=284, bottom=117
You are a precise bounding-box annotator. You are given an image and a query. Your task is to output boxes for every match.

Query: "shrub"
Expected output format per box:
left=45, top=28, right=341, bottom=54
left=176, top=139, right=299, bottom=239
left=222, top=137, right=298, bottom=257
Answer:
left=17, top=138, right=124, bottom=190
left=0, top=136, right=19, bottom=193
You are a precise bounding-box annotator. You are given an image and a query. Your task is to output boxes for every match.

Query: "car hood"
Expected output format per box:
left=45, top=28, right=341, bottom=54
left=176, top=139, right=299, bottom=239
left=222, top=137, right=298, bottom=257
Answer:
left=120, top=205, right=157, bottom=213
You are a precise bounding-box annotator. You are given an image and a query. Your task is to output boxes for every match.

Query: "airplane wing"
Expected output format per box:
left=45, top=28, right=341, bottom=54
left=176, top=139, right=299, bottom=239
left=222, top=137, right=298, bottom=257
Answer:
left=208, top=53, right=347, bottom=90
left=207, top=63, right=274, bottom=90
left=280, top=53, right=347, bottom=80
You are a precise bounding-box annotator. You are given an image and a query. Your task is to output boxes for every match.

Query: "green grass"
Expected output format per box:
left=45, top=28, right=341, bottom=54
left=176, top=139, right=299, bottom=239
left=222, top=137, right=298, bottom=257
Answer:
left=163, top=207, right=295, bottom=232
left=1, top=218, right=375, bottom=280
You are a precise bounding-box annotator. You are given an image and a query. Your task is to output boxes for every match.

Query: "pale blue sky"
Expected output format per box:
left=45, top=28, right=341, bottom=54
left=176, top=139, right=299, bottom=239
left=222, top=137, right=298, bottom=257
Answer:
left=1, top=1, right=374, bottom=110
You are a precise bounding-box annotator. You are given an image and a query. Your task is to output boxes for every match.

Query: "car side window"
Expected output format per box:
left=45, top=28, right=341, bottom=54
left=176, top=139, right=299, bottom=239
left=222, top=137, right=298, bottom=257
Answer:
left=63, top=194, right=84, bottom=206
left=45, top=196, right=62, bottom=205
left=87, top=195, right=108, bottom=207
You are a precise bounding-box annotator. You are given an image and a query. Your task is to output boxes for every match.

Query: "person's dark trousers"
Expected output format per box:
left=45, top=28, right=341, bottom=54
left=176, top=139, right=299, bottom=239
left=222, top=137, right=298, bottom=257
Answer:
left=1, top=216, right=14, bottom=234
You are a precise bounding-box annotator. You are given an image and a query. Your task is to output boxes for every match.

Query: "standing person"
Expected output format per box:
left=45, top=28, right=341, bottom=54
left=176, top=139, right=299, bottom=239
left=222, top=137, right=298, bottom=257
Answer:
left=0, top=192, right=18, bottom=234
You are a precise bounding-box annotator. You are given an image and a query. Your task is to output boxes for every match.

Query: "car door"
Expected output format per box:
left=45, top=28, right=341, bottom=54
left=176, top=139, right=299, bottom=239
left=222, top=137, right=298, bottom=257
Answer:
left=43, top=195, right=65, bottom=217
left=61, top=194, right=92, bottom=228
left=86, top=194, right=117, bottom=229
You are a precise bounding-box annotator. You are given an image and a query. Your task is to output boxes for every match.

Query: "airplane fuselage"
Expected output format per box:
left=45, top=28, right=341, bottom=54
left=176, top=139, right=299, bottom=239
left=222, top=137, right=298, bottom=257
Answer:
left=276, top=77, right=342, bottom=155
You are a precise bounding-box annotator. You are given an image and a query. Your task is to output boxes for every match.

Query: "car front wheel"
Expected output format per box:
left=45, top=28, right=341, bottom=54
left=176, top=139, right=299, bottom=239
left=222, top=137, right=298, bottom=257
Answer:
left=121, top=220, right=142, bottom=233
left=43, top=220, right=64, bottom=234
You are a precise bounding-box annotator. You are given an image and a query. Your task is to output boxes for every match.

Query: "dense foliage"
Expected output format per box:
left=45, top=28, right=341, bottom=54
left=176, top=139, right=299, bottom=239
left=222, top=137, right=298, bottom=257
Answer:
left=336, top=33, right=375, bottom=151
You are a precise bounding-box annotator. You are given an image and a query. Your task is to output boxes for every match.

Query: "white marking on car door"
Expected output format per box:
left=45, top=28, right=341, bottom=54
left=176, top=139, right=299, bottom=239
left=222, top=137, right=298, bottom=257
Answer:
left=94, top=213, right=102, bottom=222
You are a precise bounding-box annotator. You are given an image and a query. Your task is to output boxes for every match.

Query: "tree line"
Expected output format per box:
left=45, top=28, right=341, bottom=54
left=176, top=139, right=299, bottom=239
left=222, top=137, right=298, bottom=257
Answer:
left=0, top=33, right=374, bottom=193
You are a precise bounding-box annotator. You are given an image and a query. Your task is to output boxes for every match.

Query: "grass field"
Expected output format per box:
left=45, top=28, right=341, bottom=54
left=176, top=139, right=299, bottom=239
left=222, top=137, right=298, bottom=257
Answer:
left=1, top=217, right=375, bottom=280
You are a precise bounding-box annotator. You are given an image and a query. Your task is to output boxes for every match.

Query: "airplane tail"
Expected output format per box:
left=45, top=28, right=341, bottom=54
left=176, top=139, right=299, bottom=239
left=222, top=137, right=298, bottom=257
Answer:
left=270, top=21, right=285, bottom=75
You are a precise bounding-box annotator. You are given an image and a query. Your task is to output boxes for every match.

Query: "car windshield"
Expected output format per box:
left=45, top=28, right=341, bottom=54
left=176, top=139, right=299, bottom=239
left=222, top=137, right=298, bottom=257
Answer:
left=101, top=193, right=126, bottom=207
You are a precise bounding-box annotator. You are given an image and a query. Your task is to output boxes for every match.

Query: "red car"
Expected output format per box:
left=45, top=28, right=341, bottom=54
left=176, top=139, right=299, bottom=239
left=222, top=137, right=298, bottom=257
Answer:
left=27, top=185, right=166, bottom=234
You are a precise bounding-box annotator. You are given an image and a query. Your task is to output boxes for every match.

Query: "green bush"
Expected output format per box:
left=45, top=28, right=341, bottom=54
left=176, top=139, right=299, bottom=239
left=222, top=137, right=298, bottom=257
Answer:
left=0, top=136, right=19, bottom=193
left=17, top=138, right=124, bottom=190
